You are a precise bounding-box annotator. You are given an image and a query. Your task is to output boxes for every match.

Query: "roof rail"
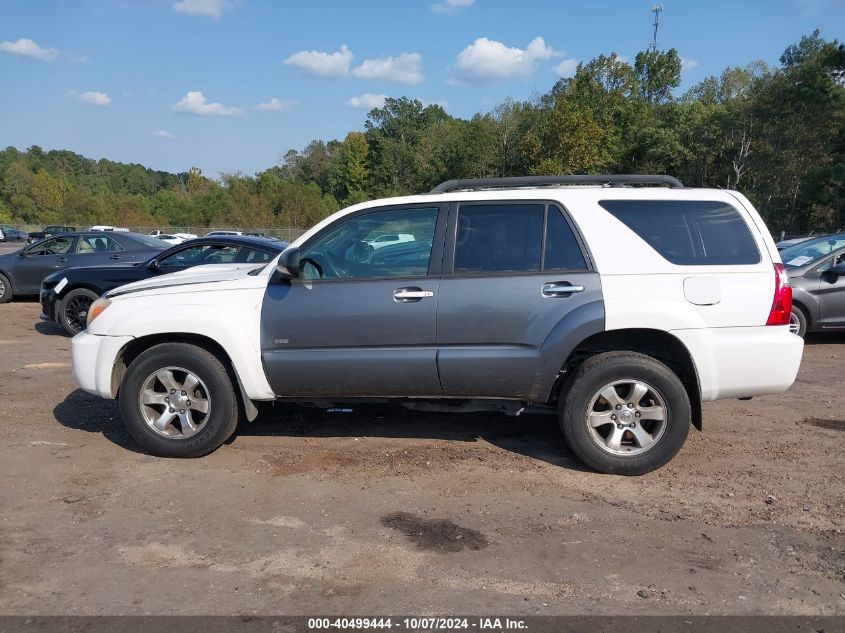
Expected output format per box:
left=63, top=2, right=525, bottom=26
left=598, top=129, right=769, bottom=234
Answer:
left=429, top=174, right=684, bottom=193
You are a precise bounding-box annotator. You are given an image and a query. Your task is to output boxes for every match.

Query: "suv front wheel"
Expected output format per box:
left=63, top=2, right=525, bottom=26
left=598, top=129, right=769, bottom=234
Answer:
left=119, top=343, right=240, bottom=457
left=559, top=352, right=690, bottom=475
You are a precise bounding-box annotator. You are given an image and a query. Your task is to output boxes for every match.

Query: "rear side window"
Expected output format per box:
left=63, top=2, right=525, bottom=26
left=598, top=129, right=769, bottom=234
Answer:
left=454, top=204, right=544, bottom=273
left=599, top=200, right=760, bottom=265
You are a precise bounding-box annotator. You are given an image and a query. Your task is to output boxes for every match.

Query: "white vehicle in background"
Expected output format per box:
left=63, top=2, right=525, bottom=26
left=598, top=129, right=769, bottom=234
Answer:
left=365, top=233, right=415, bottom=250
left=156, top=234, right=188, bottom=245
left=88, top=225, right=130, bottom=232
left=205, top=230, right=243, bottom=237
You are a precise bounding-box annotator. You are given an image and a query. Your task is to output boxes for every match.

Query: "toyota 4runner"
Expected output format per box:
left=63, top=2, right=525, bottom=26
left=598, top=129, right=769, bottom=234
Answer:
left=71, top=175, right=803, bottom=475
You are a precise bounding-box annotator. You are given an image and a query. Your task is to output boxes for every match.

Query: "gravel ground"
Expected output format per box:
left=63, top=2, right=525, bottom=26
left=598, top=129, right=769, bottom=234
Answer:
left=0, top=294, right=843, bottom=616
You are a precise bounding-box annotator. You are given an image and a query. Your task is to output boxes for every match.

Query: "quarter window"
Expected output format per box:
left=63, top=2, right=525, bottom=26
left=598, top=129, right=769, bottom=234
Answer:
left=599, top=200, right=760, bottom=265
left=544, top=206, right=588, bottom=271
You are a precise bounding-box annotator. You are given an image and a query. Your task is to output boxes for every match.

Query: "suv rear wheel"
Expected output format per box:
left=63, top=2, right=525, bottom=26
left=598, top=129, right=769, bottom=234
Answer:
left=559, top=352, right=690, bottom=475
left=119, top=343, right=240, bottom=457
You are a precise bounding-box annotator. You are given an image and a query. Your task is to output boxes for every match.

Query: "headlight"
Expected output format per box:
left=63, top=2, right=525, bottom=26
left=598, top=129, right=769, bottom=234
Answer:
left=86, top=298, right=112, bottom=328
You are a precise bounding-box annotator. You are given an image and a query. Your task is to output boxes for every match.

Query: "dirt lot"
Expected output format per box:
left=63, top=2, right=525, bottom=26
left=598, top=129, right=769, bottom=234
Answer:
left=0, top=288, right=843, bottom=615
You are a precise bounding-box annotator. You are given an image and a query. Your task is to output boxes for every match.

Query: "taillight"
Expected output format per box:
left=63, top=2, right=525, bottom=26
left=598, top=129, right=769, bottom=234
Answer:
left=766, top=263, right=792, bottom=326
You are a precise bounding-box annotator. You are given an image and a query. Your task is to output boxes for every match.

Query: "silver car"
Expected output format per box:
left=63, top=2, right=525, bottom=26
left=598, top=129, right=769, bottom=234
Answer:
left=782, top=235, right=845, bottom=336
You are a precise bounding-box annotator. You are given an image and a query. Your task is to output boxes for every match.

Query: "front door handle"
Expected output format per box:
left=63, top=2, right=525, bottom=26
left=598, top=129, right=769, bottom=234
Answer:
left=110, top=255, right=121, bottom=260
left=394, top=287, right=434, bottom=302
left=57, top=257, right=68, bottom=263
left=542, top=282, right=585, bottom=297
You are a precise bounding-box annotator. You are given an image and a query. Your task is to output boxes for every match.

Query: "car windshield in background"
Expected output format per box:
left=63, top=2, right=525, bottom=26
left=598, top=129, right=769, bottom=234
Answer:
left=781, top=235, right=845, bottom=267
left=131, top=233, right=172, bottom=249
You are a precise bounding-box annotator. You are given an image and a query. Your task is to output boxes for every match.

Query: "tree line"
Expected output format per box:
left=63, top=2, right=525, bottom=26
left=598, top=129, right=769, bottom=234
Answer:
left=1, top=31, right=842, bottom=234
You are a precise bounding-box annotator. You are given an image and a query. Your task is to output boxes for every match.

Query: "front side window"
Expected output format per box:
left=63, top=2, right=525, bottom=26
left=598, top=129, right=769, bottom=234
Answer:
left=599, top=200, right=760, bottom=265
left=301, top=206, right=438, bottom=280
left=28, top=236, right=74, bottom=256
left=159, top=244, right=237, bottom=267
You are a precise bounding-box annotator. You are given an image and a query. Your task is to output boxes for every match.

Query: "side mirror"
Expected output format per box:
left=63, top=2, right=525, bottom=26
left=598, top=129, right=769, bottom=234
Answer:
left=18, top=250, right=26, bottom=258
left=276, top=246, right=301, bottom=279
left=831, top=261, right=845, bottom=277
left=147, top=259, right=160, bottom=272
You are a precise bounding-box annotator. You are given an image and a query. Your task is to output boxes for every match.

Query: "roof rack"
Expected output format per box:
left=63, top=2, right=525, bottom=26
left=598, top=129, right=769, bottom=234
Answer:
left=429, top=174, right=684, bottom=193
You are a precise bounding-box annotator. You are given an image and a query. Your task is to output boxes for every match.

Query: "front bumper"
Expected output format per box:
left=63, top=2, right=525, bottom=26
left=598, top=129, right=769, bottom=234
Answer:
left=40, top=288, right=59, bottom=322
left=71, top=332, right=134, bottom=399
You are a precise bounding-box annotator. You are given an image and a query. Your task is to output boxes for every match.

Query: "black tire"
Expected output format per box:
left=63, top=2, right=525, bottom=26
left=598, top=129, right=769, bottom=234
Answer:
left=0, top=273, right=12, bottom=304
left=789, top=305, right=807, bottom=338
left=559, top=352, right=690, bottom=476
left=119, top=343, right=240, bottom=457
left=58, top=288, right=99, bottom=336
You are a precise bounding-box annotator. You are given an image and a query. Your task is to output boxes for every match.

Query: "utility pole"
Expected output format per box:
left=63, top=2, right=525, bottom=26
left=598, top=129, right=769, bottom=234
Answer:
left=650, top=4, right=663, bottom=52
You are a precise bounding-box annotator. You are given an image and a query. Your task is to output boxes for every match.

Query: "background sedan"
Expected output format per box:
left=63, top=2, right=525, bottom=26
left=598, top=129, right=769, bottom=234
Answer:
left=40, top=235, right=286, bottom=334
left=0, top=231, right=167, bottom=304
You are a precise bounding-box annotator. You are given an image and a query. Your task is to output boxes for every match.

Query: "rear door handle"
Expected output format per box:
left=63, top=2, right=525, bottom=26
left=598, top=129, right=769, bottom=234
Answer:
left=542, top=282, right=585, bottom=297
left=394, top=287, right=434, bottom=302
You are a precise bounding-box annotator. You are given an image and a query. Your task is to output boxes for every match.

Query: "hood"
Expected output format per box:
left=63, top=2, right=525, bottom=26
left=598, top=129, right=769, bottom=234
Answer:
left=106, top=263, right=263, bottom=298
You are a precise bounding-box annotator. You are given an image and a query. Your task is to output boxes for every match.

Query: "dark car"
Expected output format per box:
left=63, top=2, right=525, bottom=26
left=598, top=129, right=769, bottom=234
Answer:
left=0, top=231, right=168, bottom=306
left=41, top=235, right=286, bottom=335
left=26, top=225, right=76, bottom=243
left=0, top=225, right=29, bottom=243
left=781, top=234, right=845, bottom=336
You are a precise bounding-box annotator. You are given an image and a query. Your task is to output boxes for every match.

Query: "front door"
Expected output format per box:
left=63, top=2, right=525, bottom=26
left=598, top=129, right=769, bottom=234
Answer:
left=14, top=235, right=78, bottom=293
left=818, top=249, right=845, bottom=328
left=436, top=201, right=602, bottom=399
left=261, top=204, right=446, bottom=397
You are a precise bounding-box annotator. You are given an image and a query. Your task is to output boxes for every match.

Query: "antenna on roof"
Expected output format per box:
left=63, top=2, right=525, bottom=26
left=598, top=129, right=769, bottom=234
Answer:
left=650, top=4, right=663, bottom=53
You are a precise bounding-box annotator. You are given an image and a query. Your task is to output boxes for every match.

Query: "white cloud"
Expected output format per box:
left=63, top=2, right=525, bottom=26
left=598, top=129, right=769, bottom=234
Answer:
left=681, top=57, right=700, bottom=72
left=554, top=58, right=580, bottom=77
left=152, top=130, right=174, bottom=138
left=452, top=36, right=560, bottom=82
left=172, top=0, right=229, bottom=19
left=172, top=91, right=243, bottom=116
left=284, top=44, right=353, bottom=78
left=346, top=93, right=387, bottom=109
left=69, top=91, right=113, bottom=107
left=352, top=52, right=423, bottom=85
left=256, top=98, right=300, bottom=112
left=0, top=38, right=58, bottom=61
left=431, top=0, right=474, bottom=12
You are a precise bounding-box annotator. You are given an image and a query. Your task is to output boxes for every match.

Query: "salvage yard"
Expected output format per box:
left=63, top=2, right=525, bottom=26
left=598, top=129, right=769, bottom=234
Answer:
left=0, top=293, right=843, bottom=615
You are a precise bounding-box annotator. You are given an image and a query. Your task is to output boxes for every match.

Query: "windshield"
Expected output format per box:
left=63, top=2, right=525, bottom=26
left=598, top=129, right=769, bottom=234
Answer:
left=780, top=235, right=845, bottom=267
left=131, top=233, right=171, bottom=249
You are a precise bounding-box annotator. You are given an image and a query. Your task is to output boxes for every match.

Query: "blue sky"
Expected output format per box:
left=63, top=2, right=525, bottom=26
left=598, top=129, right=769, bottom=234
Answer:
left=1, top=0, right=843, bottom=177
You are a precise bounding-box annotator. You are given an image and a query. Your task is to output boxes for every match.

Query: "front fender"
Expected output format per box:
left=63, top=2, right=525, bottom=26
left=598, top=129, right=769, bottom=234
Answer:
left=91, top=295, right=274, bottom=400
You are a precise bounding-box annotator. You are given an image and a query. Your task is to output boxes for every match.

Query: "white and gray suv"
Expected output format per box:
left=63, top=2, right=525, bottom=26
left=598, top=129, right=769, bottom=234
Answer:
left=71, top=175, right=803, bottom=475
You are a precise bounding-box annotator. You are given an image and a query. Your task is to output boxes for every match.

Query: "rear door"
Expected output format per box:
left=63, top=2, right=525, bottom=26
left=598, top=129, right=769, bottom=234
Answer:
left=261, top=203, right=446, bottom=397
left=436, top=201, right=602, bottom=399
left=14, top=235, right=77, bottom=292
left=73, top=235, right=128, bottom=267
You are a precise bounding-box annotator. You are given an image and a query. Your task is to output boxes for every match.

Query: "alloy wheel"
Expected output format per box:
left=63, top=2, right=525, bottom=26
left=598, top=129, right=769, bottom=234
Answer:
left=586, top=379, right=668, bottom=455
left=138, top=366, right=212, bottom=439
